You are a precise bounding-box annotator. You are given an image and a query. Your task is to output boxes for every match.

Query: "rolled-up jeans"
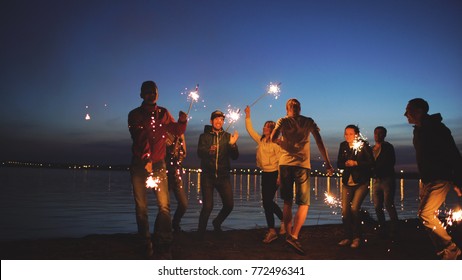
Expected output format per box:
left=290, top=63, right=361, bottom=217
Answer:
left=418, top=180, right=452, bottom=252
left=131, top=160, right=172, bottom=246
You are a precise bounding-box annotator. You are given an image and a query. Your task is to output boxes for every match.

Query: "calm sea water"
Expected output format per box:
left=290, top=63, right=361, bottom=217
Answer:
left=0, top=167, right=459, bottom=241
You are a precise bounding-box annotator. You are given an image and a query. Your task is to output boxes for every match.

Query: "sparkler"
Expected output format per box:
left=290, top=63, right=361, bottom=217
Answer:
left=440, top=208, right=462, bottom=228
left=225, top=106, right=241, bottom=132
left=352, top=133, right=367, bottom=155
left=249, top=82, right=281, bottom=107
left=146, top=173, right=161, bottom=190
left=186, top=84, right=200, bottom=115
left=324, top=192, right=341, bottom=214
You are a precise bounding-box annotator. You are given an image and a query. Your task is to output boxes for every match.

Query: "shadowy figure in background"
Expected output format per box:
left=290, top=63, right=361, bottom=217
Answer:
left=245, top=106, right=284, bottom=244
left=271, top=98, right=334, bottom=255
left=337, top=124, right=374, bottom=249
left=372, top=126, right=399, bottom=240
left=165, top=133, right=188, bottom=233
left=128, top=81, right=188, bottom=259
left=404, top=98, right=462, bottom=260
left=197, top=110, right=239, bottom=237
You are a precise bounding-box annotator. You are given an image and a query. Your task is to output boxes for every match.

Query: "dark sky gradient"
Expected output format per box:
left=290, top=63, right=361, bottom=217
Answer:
left=1, top=1, right=461, bottom=172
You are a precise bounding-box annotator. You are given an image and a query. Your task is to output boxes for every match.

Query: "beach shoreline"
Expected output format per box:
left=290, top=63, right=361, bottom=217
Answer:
left=1, top=219, right=461, bottom=260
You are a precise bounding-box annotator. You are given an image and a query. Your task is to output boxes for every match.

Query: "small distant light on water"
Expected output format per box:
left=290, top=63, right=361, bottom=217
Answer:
left=85, top=113, right=91, bottom=120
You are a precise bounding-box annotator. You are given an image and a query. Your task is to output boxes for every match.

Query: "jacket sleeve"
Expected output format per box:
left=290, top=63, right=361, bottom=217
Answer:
left=443, top=127, right=462, bottom=187
left=128, top=109, right=150, bottom=161
left=165, top=109, right=187, bottom=137
left=245, top=117, right=261, bottom=143
left=228, top=142, right=239, bottom=160
left=357, top=143, right=375, bottom=169
left=337, top=142, right=347, bottom=169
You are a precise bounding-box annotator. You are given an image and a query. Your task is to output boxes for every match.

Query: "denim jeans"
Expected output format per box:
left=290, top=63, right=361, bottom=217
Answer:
left=261, top=171, right=283, bottom=229
left=418, top=180, right=452, bottom=251
left=130, top=160, right=172, bottom=246
left=167, top=165, right=188, bottom=230
left=341, top=183, right=369, bottom=239
left=279, top=165, right=311, bottom=205
left=372, top=177, right=399, bottom=234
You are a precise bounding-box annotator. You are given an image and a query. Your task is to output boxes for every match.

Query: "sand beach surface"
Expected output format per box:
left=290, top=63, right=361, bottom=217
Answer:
left=1, top=219, right=461, bottom=260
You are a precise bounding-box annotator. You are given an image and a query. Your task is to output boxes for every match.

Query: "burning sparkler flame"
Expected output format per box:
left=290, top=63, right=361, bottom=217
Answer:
left=352, top=133, right=367, bottom=155
left=267, top=82, right=281, bottom=96
left=183, top=84, right=200, bottom=115
left=146, top=174, right=161, bottom=190
left=225, top=106, right=241, bottom=132
left=249, top=82, right=282, bottom=107
left=444, top=208, right=462, bottom=228
left=324, top=192, right=341, bottom=211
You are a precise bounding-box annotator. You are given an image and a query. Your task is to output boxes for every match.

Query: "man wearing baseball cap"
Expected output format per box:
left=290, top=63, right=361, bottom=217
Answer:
left=197, top=110, right=239, bottom=237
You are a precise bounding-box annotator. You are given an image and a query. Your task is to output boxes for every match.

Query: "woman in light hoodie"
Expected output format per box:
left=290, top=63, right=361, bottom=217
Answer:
left=245, top=106, right=284, bottom=243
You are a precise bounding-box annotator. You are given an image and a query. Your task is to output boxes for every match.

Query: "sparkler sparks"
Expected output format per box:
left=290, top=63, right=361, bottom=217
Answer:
left=146, top=174, right=161, bottom=190
left=225, top=106, right=241, bottom=132
left=186, top=84, right=199, bottom=115
left=352, top=133, right=367, bottom=155
left=441, top=208, right=462, bottom=228
left=249, top=82, right=282, bottom=107
left=324, top=192, right=341, bottom=214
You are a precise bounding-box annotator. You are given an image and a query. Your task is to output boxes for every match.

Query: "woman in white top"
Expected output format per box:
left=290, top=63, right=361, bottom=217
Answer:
left=245, top=106, right=284, bottom=243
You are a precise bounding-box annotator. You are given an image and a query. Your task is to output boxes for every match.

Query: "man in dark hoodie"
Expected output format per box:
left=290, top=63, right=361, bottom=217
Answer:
left=197, top=110, right=239, bottom=236
left=404, top=98, right=462, bottom=260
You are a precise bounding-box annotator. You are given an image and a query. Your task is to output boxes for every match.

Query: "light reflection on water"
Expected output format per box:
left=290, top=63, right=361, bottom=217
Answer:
left=0, top=167, right=458, bottom=241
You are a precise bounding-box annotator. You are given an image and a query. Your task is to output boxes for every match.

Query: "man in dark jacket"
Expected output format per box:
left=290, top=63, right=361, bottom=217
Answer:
left=128, top=81, right=187, bottom=258
left=372, top=126, right=399, bottom=239
left=197, top=110, right=239, bottom=236
left=405, top=98, right=462, bottom=260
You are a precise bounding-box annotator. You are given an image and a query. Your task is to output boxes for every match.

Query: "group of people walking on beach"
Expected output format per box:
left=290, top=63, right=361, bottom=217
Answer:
left=128, top=80, right=462, bottom=260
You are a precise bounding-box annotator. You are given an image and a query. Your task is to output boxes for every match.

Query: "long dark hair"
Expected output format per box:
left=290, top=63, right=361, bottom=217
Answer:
left=261, top=120, right=276, bottom=142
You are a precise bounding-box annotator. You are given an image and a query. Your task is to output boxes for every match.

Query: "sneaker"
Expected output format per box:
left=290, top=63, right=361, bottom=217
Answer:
left=338, top=239, right=351, bottom=247
left=350, top=238, right=360, bottom=249
left=263, top=230, right=278, bottom=244
left=286, top=235, right=305, bottom=255
left=279, top=222, right=286, bottom=235
left=438, top=243, right=461, bottom=260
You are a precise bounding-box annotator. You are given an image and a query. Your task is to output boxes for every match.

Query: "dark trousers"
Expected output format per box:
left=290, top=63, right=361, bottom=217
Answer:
left=198, top=174, right=234, bottom=232
left=261, top=171, right=283, bottom=228
left=373, top=177, right=399, bottom=235
left=167, top=165, right=188, bottom=230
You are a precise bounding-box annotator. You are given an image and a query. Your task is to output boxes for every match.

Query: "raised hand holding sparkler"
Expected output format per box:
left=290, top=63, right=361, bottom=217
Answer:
left=249, top=82, right=281, bottom=108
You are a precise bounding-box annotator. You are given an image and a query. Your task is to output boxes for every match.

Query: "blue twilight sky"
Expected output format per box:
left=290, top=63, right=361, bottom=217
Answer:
left=1, top=0, right=461, bottom=172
